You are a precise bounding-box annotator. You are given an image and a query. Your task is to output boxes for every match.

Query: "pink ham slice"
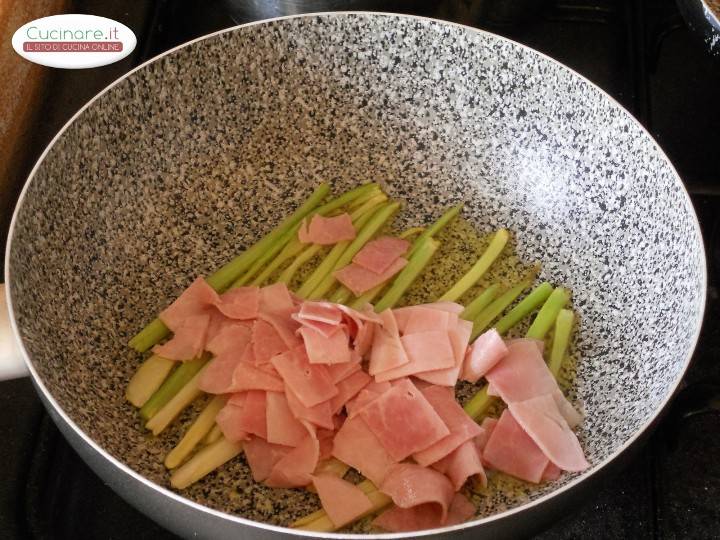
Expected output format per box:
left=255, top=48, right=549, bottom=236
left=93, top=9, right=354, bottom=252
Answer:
left=508, top=394, right=589, bottom=472
left=392, top=302, right=464, bottom=331
left=198, top=348, right=284, bottom=394
left=461, top=329, right=508, bottom=383
left=368, top=309, right=409, bottom=376
left=213, top=286, right=260, bottom=320
left=474, top=417, right=498, bottom=455
left=345, top=381, right=392, bottom=418
left=271, top=348, right=338, bottom=407
left=228, top=356, right=284, bottom=393
left=266, top=427, right=320, bottom=488
left=243, top=437, right=292, bottom=482
left=432, top=439, right=486, bottom=490
left=331, top=415, right=397, bottom=486
left=259, top=282, right=295, bottom=313
left=327, top=360, right=362, bottom=384
left=285, top=385, right=334, bottom=430
left=374, top=331, right=456, bottom=383
left=298, top=213, right=356, bottom=245
left=359, top=378, right=450, bottom=461
left=265, top=391, right=309, bottom=447
left=380, top=464, right=455, bottom=522
left=311, top=474, right=374, bottom=528
left=373, top=493, right=476, bottom=532
left=413, top=385, right=482, bottom=466
left=205, top=322, right=251, bottom=357
left=158, top=277, right=219, bottom=330
left=232, top=390, right=267, bottom=438
left=299, top=325, right=352, bottom=365
left=352, top=236, right=410, bottom=274
left=252, top=319, right=289, bottom=364
left=215, top=401, right=248, bottom=443
left=414, top=318, right=473, bottom=387
left=402, top=306, right=455, bottom=334
left=482, top=409, right=550, bottom=483
left=152, top=313, right=209, bottom=361
left=298, top=301, right=343, bottom=326
left=542, top=462, right=562, bottom=481
left=334, top=257, right=408, bottom=296
left=485, top=340, right=582, bottom=427
left=329, top=369, right=372, bottom=414
left=258, top=310, right=302, bottom=350
left=506, top=337, right=545, bottom=354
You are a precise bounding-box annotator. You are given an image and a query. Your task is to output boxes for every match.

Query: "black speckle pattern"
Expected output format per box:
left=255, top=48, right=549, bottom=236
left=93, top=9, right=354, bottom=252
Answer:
left=7, top=13, right=705, bottom=532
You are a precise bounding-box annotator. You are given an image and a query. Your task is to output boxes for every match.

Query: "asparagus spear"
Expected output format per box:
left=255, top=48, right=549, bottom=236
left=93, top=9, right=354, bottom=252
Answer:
left=373, top=237, right=439, bottom=312
left=460, top=284, right=500, bottom=321
left=438, top=228, right=510, bottom=302
left=399, top=227, right=425, bottom=240
left=470, top=280, right=530, bottom=340
left=170, top=436, right=244, bottom=489
left=203, top=424, right=222, bottom=446
left=526, top=287, right=570, bottom=340
left=145, top=365, right=208, bottom=435
left=493, top=282, right=553, bottom=335
left=165, top=395, right=226, bottom=469
left=463, top=384, right=493, bottom=420
left=549, top=309, right=575, bottom=377
left=128, top=184, right=331, bottom=352
left=407, top=204, right=462, bottom=257
left=139, top=356, right=208, bottom=421
left=126, top=355, right=175, bottom=407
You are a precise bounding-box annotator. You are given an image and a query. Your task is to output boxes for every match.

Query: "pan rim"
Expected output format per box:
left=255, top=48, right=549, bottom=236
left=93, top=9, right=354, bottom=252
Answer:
left=3, top=10, right=708, bottom=539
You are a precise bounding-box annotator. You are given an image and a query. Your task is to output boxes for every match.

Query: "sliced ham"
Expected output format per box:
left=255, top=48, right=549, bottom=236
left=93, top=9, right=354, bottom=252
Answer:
left=285, top=385, right=334, bottom=430
left=373, top=493, right=475, bottom=532
left=482, top=409, right=550, bottom=483
left=506, top=337, right=545, bottom=354
left=353, top=313, right=376, bottom=357
left=252, top=319, right=289, bottom=364
left=402, top=306, right=455, bottom=334
left=232, top=390, right=267, bottom=438
left=311, top=474, right=374, bottom=528
left=214, top=286, right=260, bottom=320
left=299, top=325, right=352, bottom=365
left=243, top=437, right=292, bottom=482
left=158, top=277, right=219, bottom=330
left=374, top=331, right=456, bottom=383
left=152, top=313, right=209, bottom=361
left=474, top=417, right=498, bottom=455
left=298, top=301, right=343, bottom=326
left=258, top=310, right=302, bottom=350
left=329, top=369, right=372, bottom=414
left=432, top=439, right=486, bottom=490
left=259, top=282, right=295, bottom=313
left=461, top=328, right=508, bottom=383
left=414, top=319, right=473, bottom=387
left=327, top=360, right=362, bottom=384
left=345, top=381, right=392, bottom=418
left=368, top=309, right=409, bottom=376
left=271, top=348, right=338, bottom=407
left=542, top=462, right=562, bottom=481
left=331, top=415, right=397, bottom=486
left=229, top=358, right=284, bottom=393
left=508, top=394, right=589, bottom=472
left=413, top=385, right=482, bottom=466
left=205, top=322, right=251, bottom=357
left=359, top=378, right=450, bottom=461
left=334, top=257, right=408, bottom=296
left=265, top=391, right=309, bottom=447
left=352, top=236, right=410, bottom=274
left=393, top=301, right=464, bottom=332
left=198, top=349, right=283, bottom=394
left=215, top=402, right=248, bottom=443
left=266, top=429, right=320, bottom=488
left=380, top=464, right=455, bottom=522
left=298, top=213, right=356, bottom=245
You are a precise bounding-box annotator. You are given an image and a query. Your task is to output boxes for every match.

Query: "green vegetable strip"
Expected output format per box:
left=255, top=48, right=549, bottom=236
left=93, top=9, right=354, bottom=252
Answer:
left=399, top=227, right=425, bottom=240
left=550, top=309, right=575, bottom=377
left=306, top=202, right=401, bottom=300
left=314, top=183, right=379, bottom=216
left=128, top=184, right=331, bottom=352
left=231, top=226, right=297, bottom=288
left=347, top=283, right=384, bottom=308
left=463, top=384, right=493, bottom=420
left=329, top=286, right=353, bottom=304
left=470, top=280, right=530, bottom=341
left=525, top=287, right=571, bottom=340
left=460, top=284, right=501, bottom=321
left=248, top=229, right=308, bottom=287
left=494, top=282, right=553, bottom=335
left=139, top=356, right=208, bottom=421
left=373, top=237, right=440, bottom=312
left=408, top=204, right=462, bottom=257
left=438, top=228, right=510, bottom=302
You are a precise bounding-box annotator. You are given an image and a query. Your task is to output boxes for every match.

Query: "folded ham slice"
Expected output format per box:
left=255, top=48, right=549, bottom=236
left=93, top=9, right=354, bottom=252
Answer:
left=334, top=257, right=408, bottom=296
left=380, top=464, right=455, bottom=522
left=432, top=439, right=486, bottom=490
left=352, top=236, right=410, bottom=274
left=327, top=360, right=362, bottom=384
left=414, top=319, right=473, bottom=387
left=298, top=213, right=356, bottom=245
left=331, top=415, right=397, bottom=486
left=374, top=330, right=456, bottom=382
left=402, top=306, right=455, bottom=334
left=462, top=329, right=508, bottom=383
left=252, top=319, right=289, bottom=364
left=265, top=428, right=320, bottom=488
left=329, top=369, right=372, bottom=414
left=369, top=309, right=408, bottom=376
left=159, top=277, right=219, bottom=330
left=311, top=474, right=374, bottom=528
left=265, top=391, right=309, bottom=447
left=285, top=385, right=334, bottom=430
left=231, top=390, right=267, bottom=438
left=298, top=301, right=343, bottom=325
left=299, top=325, right=352, bottom=365
left=243, top=437, right=292, bottom=482
left=214, top=286, right=260, bottom=320
left=259, top=282, right=296, bottom=313
left=373, top=493, right=475, bottom=532
left=271, top=348, right=338, bottom=407
left=359, top=378, right=450, bottom=461
left=508, top=394, right=589, bottom=472
left=205, top=322, right=251, bottom=357
left=152, top=313, right=209, bottom=361
left=198, top=349, right=284, bottom=394
left=345, top=381, right=392, bottom=418
left=215, top=401, right=248, bottom=443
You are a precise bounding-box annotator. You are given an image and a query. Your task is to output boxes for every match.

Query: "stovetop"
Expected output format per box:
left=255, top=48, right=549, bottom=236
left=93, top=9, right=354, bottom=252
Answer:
left=2, top=0, right=719, bottom=538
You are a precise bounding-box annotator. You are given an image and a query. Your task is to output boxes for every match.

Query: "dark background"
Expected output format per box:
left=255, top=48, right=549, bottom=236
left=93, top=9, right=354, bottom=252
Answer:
left=2, top=1, right=719, bottom=538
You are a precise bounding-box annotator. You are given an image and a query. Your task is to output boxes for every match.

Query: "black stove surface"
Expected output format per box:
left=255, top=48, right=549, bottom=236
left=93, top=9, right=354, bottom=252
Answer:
left=2, top=1, right=720, bottom=538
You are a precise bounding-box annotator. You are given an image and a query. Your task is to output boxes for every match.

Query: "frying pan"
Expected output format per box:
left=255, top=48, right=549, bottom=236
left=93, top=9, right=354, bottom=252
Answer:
left=1, top=12, right=706, bottom=539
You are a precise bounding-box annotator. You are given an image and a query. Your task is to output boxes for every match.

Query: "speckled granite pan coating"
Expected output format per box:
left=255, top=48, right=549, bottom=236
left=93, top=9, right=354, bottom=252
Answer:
left=7, top=12, right=705, bottom=533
